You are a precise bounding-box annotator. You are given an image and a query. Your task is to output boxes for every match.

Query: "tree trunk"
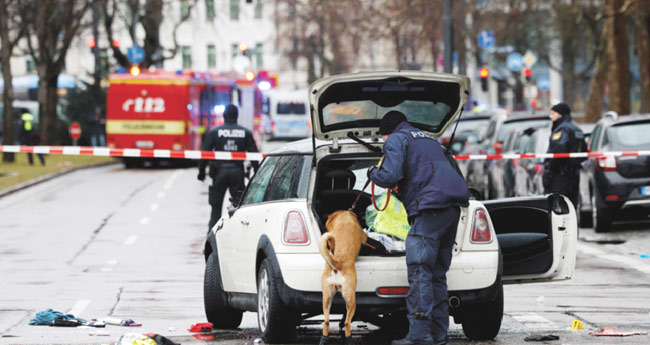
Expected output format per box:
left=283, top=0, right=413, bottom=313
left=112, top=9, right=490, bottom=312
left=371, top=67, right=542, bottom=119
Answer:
left=0, top=0, right=15, bottom=162
left=37, top=75, right=60, bottom=145
left=585, top=24, right=609, bottom=123
left=607, top=0, right=631, bottom=115
left=636, top=0, right=650, bottom=113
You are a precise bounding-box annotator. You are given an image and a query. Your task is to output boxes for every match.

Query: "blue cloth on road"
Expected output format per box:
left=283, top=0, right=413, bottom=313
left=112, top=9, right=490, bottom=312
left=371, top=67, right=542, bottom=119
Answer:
left=29, top=308, right=86, bottom=326
left=405, top=207, right=460, bottom=343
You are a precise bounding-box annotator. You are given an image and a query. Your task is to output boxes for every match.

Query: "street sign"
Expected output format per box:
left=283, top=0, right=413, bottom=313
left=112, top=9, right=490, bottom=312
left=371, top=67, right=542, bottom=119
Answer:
left=506, top=53, right=523, bottom=71
left=69, top=121, right=82, bottom=141
left=127, top=46, right=145, bottom=64
left=523, top=51, right=537, bottom=67
left=537, top=76, right=551, bottom=92
left=477, top=30, right=495, bottom=49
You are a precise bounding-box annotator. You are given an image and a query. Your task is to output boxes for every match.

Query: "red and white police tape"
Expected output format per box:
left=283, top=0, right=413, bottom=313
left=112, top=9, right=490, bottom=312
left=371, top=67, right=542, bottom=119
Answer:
left=1, top=145, right=650, bottom=161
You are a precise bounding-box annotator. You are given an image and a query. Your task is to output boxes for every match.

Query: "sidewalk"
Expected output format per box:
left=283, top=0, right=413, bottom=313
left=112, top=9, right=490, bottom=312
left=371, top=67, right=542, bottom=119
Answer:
left=0, top=153, right=118, bottom=198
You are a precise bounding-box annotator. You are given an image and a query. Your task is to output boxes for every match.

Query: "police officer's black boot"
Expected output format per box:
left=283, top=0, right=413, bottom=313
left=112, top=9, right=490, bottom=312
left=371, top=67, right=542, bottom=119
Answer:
left=391, top=338, right=436, bottom=345
left=318, top=334, right=329, bottom=345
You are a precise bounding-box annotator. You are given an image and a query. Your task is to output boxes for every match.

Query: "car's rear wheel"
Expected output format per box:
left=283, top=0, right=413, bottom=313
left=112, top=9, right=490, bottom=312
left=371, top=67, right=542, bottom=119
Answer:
left=257, top=259, right=298, bottom=343
left=592, top=194, right=612, bottom=233
left=461, top=281, right=503, bottom=341
left=578, top=194, right=593, bottom=228
left=204, top=252, right=243, bottom=328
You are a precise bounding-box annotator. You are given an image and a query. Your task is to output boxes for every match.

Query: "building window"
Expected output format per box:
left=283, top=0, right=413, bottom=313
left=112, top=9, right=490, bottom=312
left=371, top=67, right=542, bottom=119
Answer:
left=182, top=46, right=192, bottom=69
left=207, top=44, right=216, bottom=69
left=255, top=43, right=263, bottom=68
left=205, top=0, right=214, bottom=21
left=26, top=59, right=36, bottom=73
left=181, top=0, right=191, bottom=20
left=230, top=0, right=239, bottom=20
left=231, top=43, right=239, bottom=59
left=254, top=1, right=263, bottom=19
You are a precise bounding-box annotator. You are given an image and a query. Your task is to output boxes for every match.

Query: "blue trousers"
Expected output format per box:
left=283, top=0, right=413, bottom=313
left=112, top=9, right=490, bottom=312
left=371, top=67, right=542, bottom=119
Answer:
left=405, top=207, right=460, bottom=343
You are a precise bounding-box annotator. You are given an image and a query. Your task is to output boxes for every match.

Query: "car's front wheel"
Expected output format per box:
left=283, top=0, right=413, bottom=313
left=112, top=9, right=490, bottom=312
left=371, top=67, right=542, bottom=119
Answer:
left=204, top=252, right=243, bottom=328
left=257, top=259, right=298, bottom=343
left=460, top=281, right=503, bottom=341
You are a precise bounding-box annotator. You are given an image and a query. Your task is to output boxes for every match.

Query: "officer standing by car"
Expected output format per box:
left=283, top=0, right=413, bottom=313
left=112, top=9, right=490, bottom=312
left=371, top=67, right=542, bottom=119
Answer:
left=543, top=103, right=584, bottom=208
left=367, top=111, right=469, bottom=345
left=198, top=104, right=259, bottom=231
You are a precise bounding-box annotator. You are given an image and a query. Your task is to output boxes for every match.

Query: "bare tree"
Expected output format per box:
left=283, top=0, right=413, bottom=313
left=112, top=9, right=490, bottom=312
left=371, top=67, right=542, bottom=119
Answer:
left=0, top=0, right=27, bottom=161
left=635, top=0, right=650, bottom=112
left=103, top=0, right=196, bottom=69
left=607, top=0, right=632, bottom=115
left=24, top=0, right=91, bottom=144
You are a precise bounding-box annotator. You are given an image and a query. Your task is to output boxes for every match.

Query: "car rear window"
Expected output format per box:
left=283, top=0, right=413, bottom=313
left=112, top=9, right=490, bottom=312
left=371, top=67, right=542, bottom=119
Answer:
left=606, top=122, right=650, bottom=149
left=497, top=119, right=549, bottom=143
left=277, top=102, right=307, bottom=115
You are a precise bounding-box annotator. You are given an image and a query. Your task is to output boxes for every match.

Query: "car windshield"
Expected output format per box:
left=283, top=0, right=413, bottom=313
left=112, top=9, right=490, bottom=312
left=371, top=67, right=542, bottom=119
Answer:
left=497, top=119, right=549, bottom=143
left=607, top=122, right=650, bottom=149
left=277, top=102, right=307, bottom=115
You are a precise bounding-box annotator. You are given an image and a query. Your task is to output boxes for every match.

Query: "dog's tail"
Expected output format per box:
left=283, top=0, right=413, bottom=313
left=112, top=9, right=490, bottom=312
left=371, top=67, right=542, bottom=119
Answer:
left=319, top=233, right=341, bottom=271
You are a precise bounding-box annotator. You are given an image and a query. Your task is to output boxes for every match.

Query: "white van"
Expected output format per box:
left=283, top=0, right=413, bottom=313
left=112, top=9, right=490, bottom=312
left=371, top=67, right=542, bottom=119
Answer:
left=265, top=89, right=310, bottom=139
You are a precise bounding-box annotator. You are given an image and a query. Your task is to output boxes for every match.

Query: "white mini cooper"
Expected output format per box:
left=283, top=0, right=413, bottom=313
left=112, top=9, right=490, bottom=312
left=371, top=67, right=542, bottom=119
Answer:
left=203, top=71, right=577, bottom=343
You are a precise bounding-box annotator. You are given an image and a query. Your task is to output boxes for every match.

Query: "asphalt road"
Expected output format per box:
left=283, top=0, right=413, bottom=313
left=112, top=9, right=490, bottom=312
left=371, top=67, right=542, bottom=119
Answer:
left=1, top=139, right=649, bottom=345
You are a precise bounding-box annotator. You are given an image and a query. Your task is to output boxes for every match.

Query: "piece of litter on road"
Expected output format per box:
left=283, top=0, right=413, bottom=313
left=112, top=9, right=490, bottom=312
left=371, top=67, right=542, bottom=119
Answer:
left=188, top=322, right=213, bottom=332
left=101, top=317, right=141, bottom=327
left=115, top=333, right=157, bottom=345
left=536, top=296, right=545, bottom=304
left=254, top=338, right=263, bottom=344
left=29, top=308, right=87, bottom=326
left=524, top=334, right=559, bottom=341
left=89, top=330, right=110, bottom=336
left=589, top=327, right=648, bottom=336
left=144, top=333, right=181, bottom=345
left=639, top=253, right=650, bottom=258
left=571, top=320, right=584, bottom=330
left=168, top=326, right=176, bottom=332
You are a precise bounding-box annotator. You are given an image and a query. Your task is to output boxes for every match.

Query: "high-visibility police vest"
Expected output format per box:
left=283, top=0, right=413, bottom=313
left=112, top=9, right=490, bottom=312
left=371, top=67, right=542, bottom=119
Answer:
left=21, top=112, right=34, bottom=131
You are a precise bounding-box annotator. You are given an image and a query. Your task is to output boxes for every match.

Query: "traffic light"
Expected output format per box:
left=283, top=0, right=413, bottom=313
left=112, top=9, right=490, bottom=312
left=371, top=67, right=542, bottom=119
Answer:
left=129, top=65, right=141, bottom=76
left=524, top=68, right=532, bottom=82
left=479, top=67, right=489, bottom=92
left=238, top=42, right=251, bottom=57
left=111, top=38, right=121, bottom=48
left=87, top=37, right=96, bottom=51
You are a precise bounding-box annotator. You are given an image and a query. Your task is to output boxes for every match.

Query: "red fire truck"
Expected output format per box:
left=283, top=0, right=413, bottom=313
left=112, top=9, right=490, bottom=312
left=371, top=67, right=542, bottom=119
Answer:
left=106, top=70, right=263, bottom=167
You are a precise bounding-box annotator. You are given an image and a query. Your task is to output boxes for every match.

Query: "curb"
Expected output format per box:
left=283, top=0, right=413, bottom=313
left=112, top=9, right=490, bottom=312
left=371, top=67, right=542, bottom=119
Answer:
left=0, top=160, right=120, bottom=199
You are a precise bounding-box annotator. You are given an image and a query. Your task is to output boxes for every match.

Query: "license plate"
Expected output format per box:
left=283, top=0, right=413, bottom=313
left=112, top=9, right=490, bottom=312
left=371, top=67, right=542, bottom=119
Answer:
left=135, top=141, right=154, bottom=149
left=642, top=186, right=650, bottom=196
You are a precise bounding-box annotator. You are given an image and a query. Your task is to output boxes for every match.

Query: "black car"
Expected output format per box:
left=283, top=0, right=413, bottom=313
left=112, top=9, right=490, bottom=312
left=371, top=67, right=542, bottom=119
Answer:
left=586, top=114, right=650, bottom=232
left=463, top=113, right=550, bottom=199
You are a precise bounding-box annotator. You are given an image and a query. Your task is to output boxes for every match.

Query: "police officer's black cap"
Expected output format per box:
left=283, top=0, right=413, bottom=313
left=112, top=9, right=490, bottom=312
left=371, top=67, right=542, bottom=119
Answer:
left=224, top=104, right=238, bottom=122
left=379, top=111, right=407, bottom=135
left=551, top=103, right=571, bottom=117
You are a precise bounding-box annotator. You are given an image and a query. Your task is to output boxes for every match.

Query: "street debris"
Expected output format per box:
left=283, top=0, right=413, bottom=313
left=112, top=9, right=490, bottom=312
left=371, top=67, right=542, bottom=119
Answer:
left=570, top=320, right=584, bottom=330
left=29, top=308, right=86, bottom=326
left=144, top=333, right=181, bottom=345
left=639, top=253, right=650, bottom=258
left=524, top=334, right=560, bottom=341
left=102, top=317, right=142, bottom=326
left=536, top=296, right=545, bottom=305
left=115, top=333, right=157, bottom=345
left=589, top=327, right=648, bottom=336
left=188, top=322, right=213, bottom=332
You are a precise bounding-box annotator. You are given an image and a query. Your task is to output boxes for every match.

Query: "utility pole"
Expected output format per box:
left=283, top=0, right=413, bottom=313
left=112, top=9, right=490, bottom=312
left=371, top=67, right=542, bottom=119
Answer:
left=443, top=0, right=454, bottom=73
left=92, top=0, right=101, bottom=95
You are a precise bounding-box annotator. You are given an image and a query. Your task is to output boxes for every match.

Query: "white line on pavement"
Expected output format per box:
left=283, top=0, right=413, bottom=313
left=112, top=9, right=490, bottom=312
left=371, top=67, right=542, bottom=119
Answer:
left=163, top=170, right=182, bottom=190
left=123, top=235, right=138, bottom=246
left=139, top=217, right=150, bottom=225
left=150, top=203, right=159, bottom=212
left=67, top=299, right=90, bottom=316
left=578, top=243, right=650, bottom=274
left=510, top=312, right=556, bottom=329
left=101, top=259, right=118, bottom=272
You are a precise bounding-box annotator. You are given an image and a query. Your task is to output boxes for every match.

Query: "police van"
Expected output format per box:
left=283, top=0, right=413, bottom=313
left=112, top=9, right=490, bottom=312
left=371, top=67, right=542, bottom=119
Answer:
left=203, top=71, right=578, bottom=343
left=264, top=89, right=310, bottom=140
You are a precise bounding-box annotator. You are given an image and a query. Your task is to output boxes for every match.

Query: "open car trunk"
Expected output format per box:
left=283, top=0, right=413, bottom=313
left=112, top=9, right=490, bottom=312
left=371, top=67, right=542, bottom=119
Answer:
left=483, top=194, right=577, bottom=282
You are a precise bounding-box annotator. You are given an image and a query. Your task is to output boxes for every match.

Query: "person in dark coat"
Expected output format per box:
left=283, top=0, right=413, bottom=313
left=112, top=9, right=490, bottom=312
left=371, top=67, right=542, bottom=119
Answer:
left=543, top=103, right=584, bottom=208
left=89, top=107, right=106, bottom=147
left=368, top=111, right=469, bottom=345
left=197, top=104, right=259, bottom=231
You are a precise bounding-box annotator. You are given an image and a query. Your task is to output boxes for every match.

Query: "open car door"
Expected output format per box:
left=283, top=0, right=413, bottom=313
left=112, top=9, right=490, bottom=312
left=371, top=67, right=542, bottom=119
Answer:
left=483, top=194, right=577, bottom=283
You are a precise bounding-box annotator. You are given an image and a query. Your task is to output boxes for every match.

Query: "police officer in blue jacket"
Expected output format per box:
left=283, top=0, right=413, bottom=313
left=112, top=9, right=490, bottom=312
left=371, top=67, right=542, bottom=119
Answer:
left=198, top=104, right=259, bottom=230
left=543, top=103, right=584, bottom=208
left=368, top=111, right=469, bottom=345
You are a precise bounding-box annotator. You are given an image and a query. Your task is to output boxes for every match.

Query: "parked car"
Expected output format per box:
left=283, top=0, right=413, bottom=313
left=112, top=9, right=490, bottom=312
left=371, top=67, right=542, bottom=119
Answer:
left=577, top=123, right=596, bottom=227
left=517, top=127, right=552, bottom=197
left=464, top=113, right=550, bottom=199
left=492, top=126, right=542, bottom=198
left=440, top=114, right=491, bottom=177
left=584, top=113, right=650, bottom=232
left=202, top=71, right=578, bottom=343
left=263, top=89, right=311, bottom=140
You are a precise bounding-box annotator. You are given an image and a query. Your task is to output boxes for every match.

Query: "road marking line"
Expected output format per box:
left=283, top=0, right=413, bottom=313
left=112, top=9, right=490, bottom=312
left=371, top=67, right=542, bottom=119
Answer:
left=578, top=243, right=650, bottom=274
left=163, top=170, right=181, bottom=190
left=150, top=203, right=159, bottom=212
left=511, top=312, right=556, bottom=329
left=67, top=299, right=90, bottom=316
left=140, top=217, right=150, bottom=225
left=101, top=259, right=118, bottom=272
left=124, top=235, right=138, bottom=246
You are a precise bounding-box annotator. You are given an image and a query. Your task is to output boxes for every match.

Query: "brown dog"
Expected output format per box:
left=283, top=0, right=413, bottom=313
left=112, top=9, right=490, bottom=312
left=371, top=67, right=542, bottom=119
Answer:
left=319, top=210, right=368, bottom=344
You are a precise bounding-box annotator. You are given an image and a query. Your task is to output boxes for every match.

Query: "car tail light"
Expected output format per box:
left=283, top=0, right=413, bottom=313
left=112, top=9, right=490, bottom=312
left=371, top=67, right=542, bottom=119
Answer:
left=471, top=209, right=491, bottom=243
left=283, top=211, right=309, bottom=244
left=377, top=287, right=409, bottom=296
left=441, top=137, right=450, bottom=144
left=597, top=156, right=617, bottom=171
left=605, top=195, right=619, bottom=201
left=493, top=141, right=503, bottom=155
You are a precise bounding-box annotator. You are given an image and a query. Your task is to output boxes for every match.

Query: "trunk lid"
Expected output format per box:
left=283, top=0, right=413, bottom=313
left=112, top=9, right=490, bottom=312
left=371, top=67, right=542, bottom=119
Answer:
left=308, top=71, right=470, bottom=142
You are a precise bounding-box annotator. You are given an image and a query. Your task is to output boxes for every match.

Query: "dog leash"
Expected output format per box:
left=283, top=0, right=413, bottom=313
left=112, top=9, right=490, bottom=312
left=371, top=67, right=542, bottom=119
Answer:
left=349, top=156, right=391, bottom=212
